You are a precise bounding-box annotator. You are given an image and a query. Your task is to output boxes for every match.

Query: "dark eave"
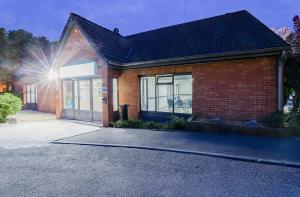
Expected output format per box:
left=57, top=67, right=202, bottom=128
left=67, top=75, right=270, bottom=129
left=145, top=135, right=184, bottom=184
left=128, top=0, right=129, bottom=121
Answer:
left=108, top=46, right=289, bottom=69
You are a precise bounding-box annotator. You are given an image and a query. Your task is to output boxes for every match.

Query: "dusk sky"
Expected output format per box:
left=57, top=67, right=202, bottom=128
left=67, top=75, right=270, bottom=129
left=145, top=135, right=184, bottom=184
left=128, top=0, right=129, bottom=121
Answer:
left=0, top=0, right=299, bottom=41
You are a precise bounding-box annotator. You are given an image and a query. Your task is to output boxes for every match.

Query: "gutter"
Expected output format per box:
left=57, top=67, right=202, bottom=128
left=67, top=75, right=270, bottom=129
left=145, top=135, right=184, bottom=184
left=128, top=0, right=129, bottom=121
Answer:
left=277, top=51, right=287, bottom=111
left=108, top=46, right=290, bottom=70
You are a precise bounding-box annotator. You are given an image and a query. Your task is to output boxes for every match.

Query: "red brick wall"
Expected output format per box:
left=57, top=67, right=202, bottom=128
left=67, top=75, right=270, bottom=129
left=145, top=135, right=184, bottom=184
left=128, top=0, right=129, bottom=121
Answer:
left=101, top=67, right=121, bottom=126
left=54, top=25, right=99, bottom=119
left=37, top=82, right=56, bottom=113
left=17, top=79, right=56, bottom=113
left=119, top=57, right=278, bottom=121
left=53, top=26, right=98, bottom=67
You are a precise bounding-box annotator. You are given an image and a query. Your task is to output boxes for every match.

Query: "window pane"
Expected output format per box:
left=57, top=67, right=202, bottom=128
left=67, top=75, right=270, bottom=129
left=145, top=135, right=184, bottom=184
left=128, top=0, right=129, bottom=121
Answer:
left=74, top=81, right=78, bottom=109
left=30, top=85, right=36, bottom=103
left=35, top=84, right=37, bottom=103
left=63, top=81, right=73, bottom=109
left=157, top=84, right=173, bottom=112
left=79, top=80, right=90, bottom=111
left=93, top=78, right=102, bottom=112
left=174, top=75, right=192, bottom=114
left=141, top=78, right=147, bottom=111
left=113, top=78, right=118, bottom=111
left=26, top=85, right=31, bottom=103
left=157, top=76, right=173, bottom=83
left=140, top=77, right=155, bottom=111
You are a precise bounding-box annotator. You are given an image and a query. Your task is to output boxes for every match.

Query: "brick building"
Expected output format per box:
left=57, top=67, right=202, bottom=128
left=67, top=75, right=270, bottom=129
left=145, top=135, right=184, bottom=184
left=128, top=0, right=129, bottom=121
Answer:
left=49, top=10, right=289, bottom=126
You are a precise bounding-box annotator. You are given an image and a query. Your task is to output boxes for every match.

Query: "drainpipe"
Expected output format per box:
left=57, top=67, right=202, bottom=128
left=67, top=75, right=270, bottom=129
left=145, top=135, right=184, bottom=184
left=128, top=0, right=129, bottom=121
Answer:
left=277, top=51, right=286, bottom=111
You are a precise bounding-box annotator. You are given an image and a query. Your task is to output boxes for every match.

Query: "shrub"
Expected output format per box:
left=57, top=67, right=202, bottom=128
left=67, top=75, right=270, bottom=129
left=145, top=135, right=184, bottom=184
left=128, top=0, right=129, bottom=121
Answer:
left=261, top=112, right=288, bottom=128
left=0, top=93, right=23, bottom=123
left=261, top=111, right=300, bottom=128
left=115, top=119, right=130, bottom=128
left=167, top=115, right=188, bottom=130
left=115, top=119, right=142, bottom=128
left=114, top=115, right=188, bottom=130
left=140, top=121, right=163, bottom=129
left=287, top=112, right=300, bottom=128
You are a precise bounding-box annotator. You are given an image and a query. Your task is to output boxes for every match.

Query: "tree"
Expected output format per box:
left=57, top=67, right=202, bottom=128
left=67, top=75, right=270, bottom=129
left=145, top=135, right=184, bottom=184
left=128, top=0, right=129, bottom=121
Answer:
left=285, top=15, right=300, bottom=111
left=0, top=29, right=52, bottom=82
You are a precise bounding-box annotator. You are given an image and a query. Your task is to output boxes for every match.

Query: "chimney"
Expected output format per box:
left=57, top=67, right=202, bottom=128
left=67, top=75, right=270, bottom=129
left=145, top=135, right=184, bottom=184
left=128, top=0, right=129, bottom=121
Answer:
left=113, top=28, right=119, bottom=34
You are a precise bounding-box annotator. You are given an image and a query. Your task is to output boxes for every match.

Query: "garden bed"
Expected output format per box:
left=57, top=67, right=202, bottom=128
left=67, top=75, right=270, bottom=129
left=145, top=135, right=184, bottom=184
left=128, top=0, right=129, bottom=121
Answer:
left=187, top=116, right=300, bottom=137
left=112, top=113, right=300, bottom=137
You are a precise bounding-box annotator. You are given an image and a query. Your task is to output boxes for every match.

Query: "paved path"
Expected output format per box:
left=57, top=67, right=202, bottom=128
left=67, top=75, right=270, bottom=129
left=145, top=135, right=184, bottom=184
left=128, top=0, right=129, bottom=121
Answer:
left=54, top=128, right=300, bottom=164
left=9, top=110, right=56, bottom=122
left=0, top=111, right=101, bottom=149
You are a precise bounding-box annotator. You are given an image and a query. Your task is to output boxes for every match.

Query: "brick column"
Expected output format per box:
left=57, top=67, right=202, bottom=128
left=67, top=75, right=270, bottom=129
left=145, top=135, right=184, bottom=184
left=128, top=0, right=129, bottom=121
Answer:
left=56, top=80, right=63, bottom=119
left=101, top=65, right=113, bottom=126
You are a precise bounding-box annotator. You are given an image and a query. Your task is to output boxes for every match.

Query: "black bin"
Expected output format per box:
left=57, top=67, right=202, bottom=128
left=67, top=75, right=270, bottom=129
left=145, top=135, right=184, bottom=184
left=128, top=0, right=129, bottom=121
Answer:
left=119, top=104, right=129, bottom=120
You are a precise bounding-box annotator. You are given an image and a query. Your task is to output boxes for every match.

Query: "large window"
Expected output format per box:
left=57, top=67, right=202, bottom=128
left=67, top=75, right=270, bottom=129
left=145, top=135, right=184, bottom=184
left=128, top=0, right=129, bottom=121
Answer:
left=140, top=74, right=192, bottom=114
left=113, top=78, right=118, bottom=111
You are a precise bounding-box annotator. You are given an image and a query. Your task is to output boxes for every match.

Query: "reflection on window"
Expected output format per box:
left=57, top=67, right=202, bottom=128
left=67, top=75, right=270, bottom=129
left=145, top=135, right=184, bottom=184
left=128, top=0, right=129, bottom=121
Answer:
left=140, top=74, right=192, bottom=114
left=113, top=78, right=118, bottom=111
left=63, top=81, right=72, bottom=109
left=157, top=84, right=173, bottom=112
left=174, top=75, right=192, bottom=114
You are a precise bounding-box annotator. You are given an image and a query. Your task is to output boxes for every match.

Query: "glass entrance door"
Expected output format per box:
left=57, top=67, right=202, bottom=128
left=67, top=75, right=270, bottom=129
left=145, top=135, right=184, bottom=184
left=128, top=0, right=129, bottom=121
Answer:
left=78, top=80, right=92, bottom=121
left=62, top=78, right=102, bottom=122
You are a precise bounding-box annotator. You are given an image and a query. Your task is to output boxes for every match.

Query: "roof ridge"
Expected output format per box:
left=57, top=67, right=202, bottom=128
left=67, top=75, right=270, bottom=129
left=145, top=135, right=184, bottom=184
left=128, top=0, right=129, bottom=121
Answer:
left=70, top=12, right=126, bottom=39
left=125, top=10, right=249, bottom=38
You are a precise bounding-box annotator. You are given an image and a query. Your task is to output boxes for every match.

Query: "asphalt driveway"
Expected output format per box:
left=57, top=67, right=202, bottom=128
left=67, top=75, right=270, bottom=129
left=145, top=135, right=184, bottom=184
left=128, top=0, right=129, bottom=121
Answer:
left=0, top=110, right=101, bottom=149
left=0, top=113, right=299, bottom=196
left=54, top=128, right=300, bottom=165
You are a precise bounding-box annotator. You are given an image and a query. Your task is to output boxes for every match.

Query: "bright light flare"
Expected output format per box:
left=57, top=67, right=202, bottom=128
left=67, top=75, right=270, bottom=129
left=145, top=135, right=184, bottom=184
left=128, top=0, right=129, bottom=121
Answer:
left=47, top=69, right=56, bottom=81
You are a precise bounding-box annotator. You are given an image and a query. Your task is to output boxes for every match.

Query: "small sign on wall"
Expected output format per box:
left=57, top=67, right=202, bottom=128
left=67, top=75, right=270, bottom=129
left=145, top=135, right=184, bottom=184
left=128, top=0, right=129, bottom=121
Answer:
left=102, top=86, right=107, bottom=94
left=59, top=62, right=96, bottom=79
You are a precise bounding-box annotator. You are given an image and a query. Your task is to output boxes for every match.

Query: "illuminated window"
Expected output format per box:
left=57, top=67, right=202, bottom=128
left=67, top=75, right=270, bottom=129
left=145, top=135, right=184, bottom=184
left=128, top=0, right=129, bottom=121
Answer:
left=140, top=74, right=192, bottom=114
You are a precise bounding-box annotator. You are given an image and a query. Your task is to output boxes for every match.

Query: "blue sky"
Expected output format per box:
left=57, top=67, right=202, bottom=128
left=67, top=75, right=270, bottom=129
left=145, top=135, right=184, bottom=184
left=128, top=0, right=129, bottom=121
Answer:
left=0, top=0, right=299, bottom=41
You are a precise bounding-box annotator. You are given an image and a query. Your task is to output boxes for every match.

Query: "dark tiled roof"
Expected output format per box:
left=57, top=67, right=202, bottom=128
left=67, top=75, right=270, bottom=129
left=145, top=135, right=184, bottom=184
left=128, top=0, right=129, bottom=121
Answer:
left=124, top=10, right=289, bottom=63
left=68, top=10, right=289, bottom=65
left=71, top=13, right=131, bottom=63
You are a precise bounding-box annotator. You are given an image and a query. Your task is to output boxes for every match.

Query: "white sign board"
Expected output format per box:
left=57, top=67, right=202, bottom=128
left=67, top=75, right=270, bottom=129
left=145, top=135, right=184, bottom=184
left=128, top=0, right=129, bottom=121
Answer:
left=59, top=62, right=96, bottom=79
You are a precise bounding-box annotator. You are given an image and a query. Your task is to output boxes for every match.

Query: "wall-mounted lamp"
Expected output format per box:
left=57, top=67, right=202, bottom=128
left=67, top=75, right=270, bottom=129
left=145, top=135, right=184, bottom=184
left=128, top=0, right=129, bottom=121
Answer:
left=47, top=69, right=57, bottom=81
